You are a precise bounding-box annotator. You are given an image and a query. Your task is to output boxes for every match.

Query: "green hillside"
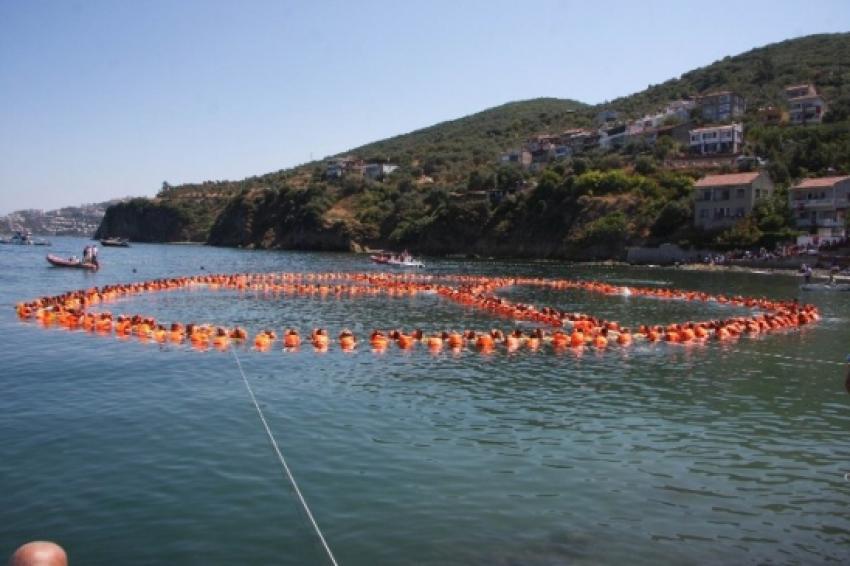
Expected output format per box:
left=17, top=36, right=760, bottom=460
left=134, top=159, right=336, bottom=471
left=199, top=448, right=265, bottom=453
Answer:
left=98, top=32, right=850, bottom=257
left=341, top=98, right=590, bottom=182
left=600, top=33, right=850, bottom=118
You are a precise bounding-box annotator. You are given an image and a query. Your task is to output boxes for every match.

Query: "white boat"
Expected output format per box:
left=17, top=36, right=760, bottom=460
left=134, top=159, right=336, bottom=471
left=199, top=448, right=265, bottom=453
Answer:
left=0, top=230, right=50, bottom=246
left=386, top=257, right=424, bottom=268
left=370, top=251, right=424, bottom=268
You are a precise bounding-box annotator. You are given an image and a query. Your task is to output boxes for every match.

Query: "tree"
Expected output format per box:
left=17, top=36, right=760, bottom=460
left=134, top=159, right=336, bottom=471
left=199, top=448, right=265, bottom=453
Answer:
left=571, top=157, right=589, bottom=176
left=715, top=216, right=763, bottom=248
left=635, top=156, right=657, bottom=175
left=653, top=136, right=678, bottom=161
left=651, top=200, right=692, bottom=238
left=823, top=96, right=850, bottom=123
left=582, top=212, right=629, bottom=245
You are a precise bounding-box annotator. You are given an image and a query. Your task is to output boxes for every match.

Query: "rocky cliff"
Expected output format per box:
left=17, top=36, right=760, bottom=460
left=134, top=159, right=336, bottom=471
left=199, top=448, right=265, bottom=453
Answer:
left=94, top=199, right=195, bottom=242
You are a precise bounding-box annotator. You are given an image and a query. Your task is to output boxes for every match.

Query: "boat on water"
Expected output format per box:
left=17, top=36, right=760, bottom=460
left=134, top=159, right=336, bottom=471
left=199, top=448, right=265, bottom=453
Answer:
left=0, top=230, right=51, bottom=246
left=370, top=250, right=424, bottom=268
left=46, top=254, right=99, bottom=270
left=100, top=237, right=130, bottom=247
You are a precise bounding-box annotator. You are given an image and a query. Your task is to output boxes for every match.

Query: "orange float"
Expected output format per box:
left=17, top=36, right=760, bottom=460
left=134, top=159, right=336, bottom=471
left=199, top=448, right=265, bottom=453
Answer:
left=13, top=271, right=820, bottom=356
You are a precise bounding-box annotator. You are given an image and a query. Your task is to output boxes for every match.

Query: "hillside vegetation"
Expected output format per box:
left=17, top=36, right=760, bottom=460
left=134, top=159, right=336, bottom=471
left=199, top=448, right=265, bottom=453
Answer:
left=98, top=33, right=850, bottom=257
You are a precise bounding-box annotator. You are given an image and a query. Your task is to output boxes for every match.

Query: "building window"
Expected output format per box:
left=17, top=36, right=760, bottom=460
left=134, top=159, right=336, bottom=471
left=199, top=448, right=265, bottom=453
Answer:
left=720, top=189, right=730, bottom=200
left=699, top=209, right=708, bottom=218
left=736, top=188, right=745, bottom=199
left=736, top=207, right=745, bottom=217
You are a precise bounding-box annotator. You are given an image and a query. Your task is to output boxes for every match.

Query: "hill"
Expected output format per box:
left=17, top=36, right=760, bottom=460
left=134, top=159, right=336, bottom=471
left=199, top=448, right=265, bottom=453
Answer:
left=2, top=199, right=126, bottom=237
left=601, top=33, right=850, bottom=118
left=97, top=33, right=850, bottom=258
left=340, top=98, right=590, bottom=182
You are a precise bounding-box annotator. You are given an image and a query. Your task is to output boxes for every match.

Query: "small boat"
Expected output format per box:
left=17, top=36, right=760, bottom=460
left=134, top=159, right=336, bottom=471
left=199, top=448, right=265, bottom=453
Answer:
left=800, top=282, right=850, bottom=292
left=386, top=257, right=424, bottom=268
left=100, top=237, right=130, bottom=247
left=370, top=251, right=424, bottom=268
left=0, top=230, right=51, bottom=246
left=46, top=254, right=99, bottom=270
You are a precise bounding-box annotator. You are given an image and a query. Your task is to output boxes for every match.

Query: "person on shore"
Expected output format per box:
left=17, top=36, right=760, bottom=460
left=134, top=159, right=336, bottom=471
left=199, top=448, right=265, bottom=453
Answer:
left=8, top=541, right=68, bottom=566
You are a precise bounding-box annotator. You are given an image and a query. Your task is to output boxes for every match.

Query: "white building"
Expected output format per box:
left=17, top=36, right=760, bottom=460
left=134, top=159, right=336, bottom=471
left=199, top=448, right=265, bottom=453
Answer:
left=789, top=176, right=850, bottom=238
left=688, top=123, right=743, bottom=156
left=788, top=95, right=828, bottom=124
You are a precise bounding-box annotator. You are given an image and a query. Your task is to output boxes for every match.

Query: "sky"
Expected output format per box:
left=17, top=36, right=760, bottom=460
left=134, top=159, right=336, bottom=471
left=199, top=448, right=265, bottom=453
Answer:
left=1, top=0, right=848, bottom=214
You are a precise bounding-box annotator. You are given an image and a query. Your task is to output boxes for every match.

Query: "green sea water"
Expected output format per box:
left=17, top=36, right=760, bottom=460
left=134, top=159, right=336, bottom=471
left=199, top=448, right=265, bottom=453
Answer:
left=1, top=237, right=849, bottom=565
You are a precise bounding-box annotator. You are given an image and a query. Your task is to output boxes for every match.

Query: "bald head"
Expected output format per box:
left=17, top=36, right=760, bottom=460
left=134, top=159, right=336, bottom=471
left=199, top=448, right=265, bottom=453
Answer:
left=9, top=542, right=67, bottom=566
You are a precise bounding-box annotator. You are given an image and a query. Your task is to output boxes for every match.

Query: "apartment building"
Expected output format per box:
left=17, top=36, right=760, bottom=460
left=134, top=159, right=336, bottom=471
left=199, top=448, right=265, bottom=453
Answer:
left=693, top=171, right=774, bottom=230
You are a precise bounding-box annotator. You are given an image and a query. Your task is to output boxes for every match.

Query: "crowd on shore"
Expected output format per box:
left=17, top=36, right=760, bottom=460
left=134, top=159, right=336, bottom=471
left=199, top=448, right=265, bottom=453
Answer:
left=693, top=237, right=850, bottom=269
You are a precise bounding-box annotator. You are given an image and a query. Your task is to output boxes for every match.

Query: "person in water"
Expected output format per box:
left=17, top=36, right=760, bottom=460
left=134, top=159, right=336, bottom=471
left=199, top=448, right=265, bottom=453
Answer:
left=8, top=541, right=68, bottom=566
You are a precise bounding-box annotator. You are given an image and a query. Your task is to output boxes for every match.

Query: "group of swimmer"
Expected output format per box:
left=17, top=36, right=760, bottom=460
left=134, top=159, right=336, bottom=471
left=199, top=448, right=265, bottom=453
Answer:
left=15, top=271, right=820, bottom=354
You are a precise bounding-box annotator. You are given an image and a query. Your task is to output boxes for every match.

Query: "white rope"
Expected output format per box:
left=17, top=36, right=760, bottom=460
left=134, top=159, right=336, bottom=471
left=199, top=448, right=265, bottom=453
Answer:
left=230, top=348, right=339, bottom=566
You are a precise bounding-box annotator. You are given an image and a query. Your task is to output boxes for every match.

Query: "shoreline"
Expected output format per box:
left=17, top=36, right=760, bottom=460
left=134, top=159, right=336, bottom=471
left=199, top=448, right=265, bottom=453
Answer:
left=674, top=262, right=850, bottom=282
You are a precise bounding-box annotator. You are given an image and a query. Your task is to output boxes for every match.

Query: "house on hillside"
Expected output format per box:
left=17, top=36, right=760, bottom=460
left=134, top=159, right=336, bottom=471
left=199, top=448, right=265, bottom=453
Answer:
left=785, top=84, right=827, bottom=125
left=363, top=163, right=399, bottom=180
left=664, top=99, right=696, bottom=121
left=655, top=122, right=692, bottom=146
left=489, top=180, right=531, bottom=205
left=561, top=129, right=599, bottom=154
left=594, top=109, right=619, bottom=125
left=325, top=156, right=362, bottom=178
left=523, top=135, right=559, bottom=167
left=599, top=124, right=627, bottom=150
left=785, top=84, right=816, bottom=99
left=500, top=149, right=532, bottom=168
left=688, top=123, right=744, bottom=156
left=624, top=123, right=658, bottom=147
left=789, top=176, right=850, bottom=238
left=698, top=91, right=746, bottom=122
left=693, top=171, right=774, bottom=230
left=756, top=105, right=786, bottom=124
left=553, top=145, right=572, bottom=159
left=525, top=135, right=559, bottom=153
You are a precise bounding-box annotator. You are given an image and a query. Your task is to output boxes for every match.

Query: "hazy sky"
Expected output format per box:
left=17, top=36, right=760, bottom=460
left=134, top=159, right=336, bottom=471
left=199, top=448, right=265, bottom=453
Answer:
left=1, top=0, right=848, bottom=213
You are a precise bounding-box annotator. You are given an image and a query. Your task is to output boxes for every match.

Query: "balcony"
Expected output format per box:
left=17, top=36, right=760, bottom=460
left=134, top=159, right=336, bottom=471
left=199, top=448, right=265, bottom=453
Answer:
left=792, top=198, right=837, bottom=210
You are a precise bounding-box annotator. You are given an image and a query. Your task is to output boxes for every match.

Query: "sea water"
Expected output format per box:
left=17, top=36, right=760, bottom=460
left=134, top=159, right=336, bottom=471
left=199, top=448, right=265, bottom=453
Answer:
left=1, top=237, right=849, bottom=565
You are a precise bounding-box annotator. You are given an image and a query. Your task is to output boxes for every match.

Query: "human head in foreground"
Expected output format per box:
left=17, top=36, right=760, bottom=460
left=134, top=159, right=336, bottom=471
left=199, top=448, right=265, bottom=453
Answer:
left=8, top=541, right=67, bottom=566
